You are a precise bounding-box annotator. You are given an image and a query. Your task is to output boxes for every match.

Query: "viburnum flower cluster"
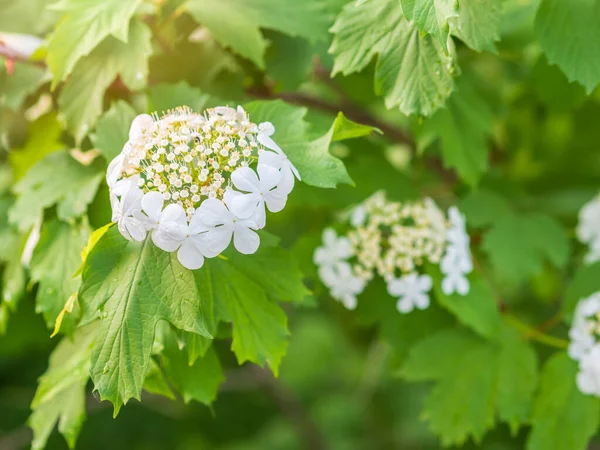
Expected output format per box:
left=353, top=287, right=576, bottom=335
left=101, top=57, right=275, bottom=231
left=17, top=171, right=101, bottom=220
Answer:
left=568, top=293, right=600, bottom=397
left=577, top=194, right=600, bottom=264
left=313, top=191, right=473, bottom=313
left=106, top=106, right=299, bottom=270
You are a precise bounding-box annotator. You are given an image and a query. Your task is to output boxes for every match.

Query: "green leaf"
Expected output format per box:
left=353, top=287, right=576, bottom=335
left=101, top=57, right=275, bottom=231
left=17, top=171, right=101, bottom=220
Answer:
left=30, top=219, right=90, bottom=333
left=91, top=101, right=137, bottom=161
left=58, top=19, right=152, bottom=143
left=400, top=0, right=459, bottom=51
left=526, top=352, right=600, bottom=450
left=245, top=100, right=369, bottom=188
left=431, top=270, right=502, bottom=340
left=535, top=0, right=600, bottom=93
left=46, top=0, right=143, bottom=85
left=78, top=227, right=213, bottom=414
left=422, top=78, right=494, bottom=185
left=199, top=251, right=291, bottom=376
left=148, top=81, right=215, bottom=114
left=481, top=213, right=570, bottom=284
left=0, top=62, right=47, bottom=110
left=497, top=328, right=538, bottom=434
left=29, top=323, right=98, bottom=450
left=330, top=0, right=457, bottom=116
left=460, top=189, right=512, bottom=228
left=184, top=0, right=341, bottom=68
left=0, top=0, right=57, bottom=34
left=0, top=232, right=26, bottom=334
left=401, top=326, right=537, bottom=445
left=143, top=358, right=175, bottom=400
left=331, top=112, right=381, bottom=141
left=562, top=261, right=600, bottom=322
left=161, top=328, right=223, bottom=405
left=9, top=151, right=103, bottom=232
left=9, top=113, right=63, bottom=181
left=450, top=0, right=501, bottom=52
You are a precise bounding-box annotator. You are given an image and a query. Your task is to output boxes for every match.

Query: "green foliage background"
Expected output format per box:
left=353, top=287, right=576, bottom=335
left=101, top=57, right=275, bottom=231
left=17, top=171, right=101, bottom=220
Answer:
left=2, top=0, right=600, bottom=449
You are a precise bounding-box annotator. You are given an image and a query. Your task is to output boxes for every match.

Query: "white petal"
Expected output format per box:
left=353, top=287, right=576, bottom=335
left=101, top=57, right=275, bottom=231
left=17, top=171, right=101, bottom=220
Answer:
left=257, top=133, right=280, bottom=152
left=417, top=274, right=433, bottom=292
left=257, top=164, right=282, bottom=191
left=396, top=297, right=414, bottom=314
left=198, top=198, right=232, bottom=227
left=265, top=187, right=288, bottom=213
left=231, top=167, right=260, bottom=193
left=276, top=164, right=295, bottom=195
left=188, top=209, right=209, bottom=235
left=122, top=185, right=144, bottom=216
left=233, top=225, right=260, bottom=254
left=124, top=217, right=147, bottom=242
left=441, top=276, right=455, bottom=296
left=342, top=294, right=357, bottom=310
left=177, top=240, right=205, bottom=270
left=387, top=279, right=406, bottom=297
left=204, top=225, right=233, bottom=254
left=577, top=369, right=599, bottom=396
left=414, top=293, right=430, bottom=310
left=258, top=121, right=275, bottom=136
left=160, top=203, right=187, bottom=226
left=129, top=114, right=153, bottom=141
left=230, top=193, right=259, bottom=220
left=253, top=201, right=267, bottom=229
left=258, top=150, right=283, bottom=170
left=106, top=153, right=124, bottom=188
left=142, top=191, right=164, bottom=223
left=455, top=275, right=470, bottom=296
left=152, top=228, right=183, bottom=252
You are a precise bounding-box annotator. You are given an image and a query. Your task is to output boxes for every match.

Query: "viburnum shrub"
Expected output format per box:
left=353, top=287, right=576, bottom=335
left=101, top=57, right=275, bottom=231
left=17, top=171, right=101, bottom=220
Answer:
left=3, top=1, right=600, bottom=449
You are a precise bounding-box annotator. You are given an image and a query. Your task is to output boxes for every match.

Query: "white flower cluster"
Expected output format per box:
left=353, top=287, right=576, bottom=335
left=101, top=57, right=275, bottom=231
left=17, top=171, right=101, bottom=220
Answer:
left=106, top=106, right=300, bottom=270
left=313, top=192, right=473, bottom=313
left=568, top=293, right=600, bottom=397
left=577, top=194, right=600, bottom=264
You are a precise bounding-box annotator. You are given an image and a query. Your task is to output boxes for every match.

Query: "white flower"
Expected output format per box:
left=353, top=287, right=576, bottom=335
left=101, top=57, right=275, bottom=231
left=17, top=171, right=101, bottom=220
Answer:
left=440, top=246, right=472, bottom=295
left=106, top=153, right=125, bottom=189
left=111, top=178, right=147, bottom=242
left=129, top=114, right=154, bottom=142
left=257, top=122, right=300, bottom=195
left=387, top=273, right=432, bottom=314
left=350, top=205, right=368, bottom=228
left=176, top=210, right=218, bottom=270
left=319, top=262, right=364, bottom=310
left=313, top=228, right=353, bottom=267
left=229, top=164, right=287, bottom=228
left=441, top=267, right=470, bottom=296
left=447, top=206, right=469, bottom=246
left=569, top=293, right=600, bottom=361
left=196, top=191, right=260, bottom=255
left=577, top=345, right=600, bottom=397
left=141, top=191, right=188, bottom=252
left=578, top=195, right=600, bottom=242
left=585, top=239, right=600, bottom=264
left=440, top=207, right=472, bottom=296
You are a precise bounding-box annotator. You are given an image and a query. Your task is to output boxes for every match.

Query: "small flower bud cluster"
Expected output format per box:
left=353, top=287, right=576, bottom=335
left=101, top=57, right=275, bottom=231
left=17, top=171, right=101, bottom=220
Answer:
left=568, top=293, right=600, bottom=397
left=313, top=191, right=473, bottom=313
left=106, top=106, right=301, bottom=270
left=577, top=194, right=600, bottom=263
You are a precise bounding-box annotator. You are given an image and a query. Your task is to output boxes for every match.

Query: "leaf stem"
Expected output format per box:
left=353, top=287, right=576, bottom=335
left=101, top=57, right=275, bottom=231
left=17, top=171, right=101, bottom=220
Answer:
left=503, top=314, right=569, bottom=349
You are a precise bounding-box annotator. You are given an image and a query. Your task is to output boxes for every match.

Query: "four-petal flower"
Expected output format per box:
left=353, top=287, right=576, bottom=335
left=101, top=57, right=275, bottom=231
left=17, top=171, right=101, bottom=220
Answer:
left=230, top=164, right=287, bottom=229
left=387, top=273, right=432, bottom=314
